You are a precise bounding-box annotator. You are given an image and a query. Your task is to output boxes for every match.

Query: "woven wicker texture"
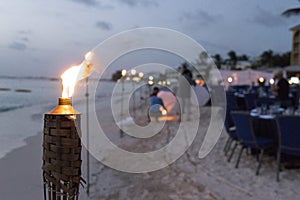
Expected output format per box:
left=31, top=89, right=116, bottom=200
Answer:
left=43, top=114, right=82, bottom=200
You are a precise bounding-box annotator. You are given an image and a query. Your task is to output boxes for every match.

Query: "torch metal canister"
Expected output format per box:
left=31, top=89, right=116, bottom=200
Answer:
left=43, top=97, right=82, bottom=200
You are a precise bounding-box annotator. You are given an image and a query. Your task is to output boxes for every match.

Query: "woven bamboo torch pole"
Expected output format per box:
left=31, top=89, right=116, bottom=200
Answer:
left=42, top=97, right=82, bottom=200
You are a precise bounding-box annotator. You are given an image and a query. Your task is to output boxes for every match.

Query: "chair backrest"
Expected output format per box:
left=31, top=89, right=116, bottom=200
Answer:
left=224, top=107, right=234, bottom=133
left=255, top=98, right=277, bottom=109
left=291, top=90, right=299, bottom=108
left=244, top=93, right=257, bottom=110
left=251, top=86, right=260, bottom=93
left=231, top=111, right=256, bottom=144
left=231, top=85, right=250, bottom=92
left=276, top=116, right=300, bottom=155
left=226, top=92, right=239, bottom=110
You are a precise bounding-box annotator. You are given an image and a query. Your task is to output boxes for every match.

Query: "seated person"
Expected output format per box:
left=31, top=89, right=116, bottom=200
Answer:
left=148, top=87, right=166, bottom=121
left=272, top=70, right=290, bottom=107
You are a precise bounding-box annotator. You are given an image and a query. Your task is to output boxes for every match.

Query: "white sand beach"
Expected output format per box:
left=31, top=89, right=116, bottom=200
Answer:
left=1, top=86, right=300, bottom=200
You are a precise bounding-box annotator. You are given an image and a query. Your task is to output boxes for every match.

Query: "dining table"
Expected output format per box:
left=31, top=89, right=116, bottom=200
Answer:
left=249, top=107, right=300, bottom=142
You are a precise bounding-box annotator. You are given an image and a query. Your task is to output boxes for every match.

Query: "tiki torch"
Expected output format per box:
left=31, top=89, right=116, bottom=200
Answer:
left=42, top=52, right=93, bottom=200
left=43, top=97, right=82, bottom=200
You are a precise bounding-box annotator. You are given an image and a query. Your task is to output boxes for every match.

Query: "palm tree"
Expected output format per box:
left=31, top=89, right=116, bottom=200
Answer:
left=227, top=50, right=237, bottom=69
left=212, top=54, right=222, bottom=69
left=260, top=50, right=274, bottom=67
left=282, top=0, right=300, bottom=17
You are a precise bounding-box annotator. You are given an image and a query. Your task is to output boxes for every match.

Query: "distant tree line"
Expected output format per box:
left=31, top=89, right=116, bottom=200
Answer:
left=112, top=70, right=122, bottom=81
left=111, top=49, right=291, bottom=81
left=254, top=50, right=290, bottom=68
left=210, top=49, right=291, bottom=70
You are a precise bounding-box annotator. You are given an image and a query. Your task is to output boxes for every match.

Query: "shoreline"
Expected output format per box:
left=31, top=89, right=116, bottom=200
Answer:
left=0, top=103, right=54, bottom=160
left=0, top=102, right=53, bottom=200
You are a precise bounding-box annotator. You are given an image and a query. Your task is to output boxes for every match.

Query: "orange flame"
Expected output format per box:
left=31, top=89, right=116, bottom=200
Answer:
left=60, top=51, right=94, bottom=98
left=61, top=65, right=81, bottom=98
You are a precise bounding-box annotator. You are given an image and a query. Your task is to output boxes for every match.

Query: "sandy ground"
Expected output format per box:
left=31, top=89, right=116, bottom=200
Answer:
left=86, top=102, right=300, bottom=200
left=1, top=89, right=300, bottom=200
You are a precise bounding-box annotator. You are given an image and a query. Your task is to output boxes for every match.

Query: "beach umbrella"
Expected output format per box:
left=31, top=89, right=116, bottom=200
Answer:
left=157, top=91, right=177, bottom=112
left=191, top=85, right=210, bottom=106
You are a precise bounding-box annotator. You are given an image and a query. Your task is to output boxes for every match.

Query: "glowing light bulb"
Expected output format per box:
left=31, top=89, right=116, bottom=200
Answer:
left=258, top=77, right=264, bottom=83
left=131, top=69, right=136, bottom=76
left=138, top=72, right=144, bottom=78
left=227, top=76, right=233, bottom=83
left=121, top=69, right=127, bottom=77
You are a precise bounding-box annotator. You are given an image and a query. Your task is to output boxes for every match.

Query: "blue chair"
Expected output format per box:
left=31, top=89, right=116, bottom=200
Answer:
left=226, top=92, right=239, bottom=110
left=231, top=111, right=274, bottom=175
left=244, top=93, right=257, bottom=110
left=224, top=91, right=244, bottom=161
left=275, top=116, right=300, bottom=181
left=223, top=107, right=238, bottom=158
left=226, top=91, right=245, bottom=111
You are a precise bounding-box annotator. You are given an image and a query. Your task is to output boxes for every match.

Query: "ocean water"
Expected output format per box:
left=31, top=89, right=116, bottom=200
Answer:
left=0, top=78, right=61, bottom=158
left=0, top=77, right=118, bottom=159
left=0, top=77, right=149, bottom=159
left=0, top=78, right=119, bottom=112
left=0, top=78, right=61, bottom=112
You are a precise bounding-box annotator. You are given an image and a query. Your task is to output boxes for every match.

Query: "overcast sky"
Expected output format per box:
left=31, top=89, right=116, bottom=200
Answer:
left=0, top=0, right=299, bottom=77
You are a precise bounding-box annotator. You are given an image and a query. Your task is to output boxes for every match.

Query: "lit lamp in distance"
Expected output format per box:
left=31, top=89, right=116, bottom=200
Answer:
left=148, top=76, right=154, bottom=86
left=258, top=76, right=265, bottom=87
left=147, top=76, right=154, bottom=96
left=131, top=69, right=137, bottom=77
left=137, top=72, right=144, bottom=105
left=227, top=76, right=233, bottom=84
left=121, top=69, right=127, bottom=77
left=121, top=69, right=127, bottom=97
left=120, top=69, right=127, bottom=137
left=269, top=78, right=275, bottom=85
left=258, top=77, right=265, bottom=84
left=227, top=76, right=233, bottom=89
left=130, top=69, right=137, bottom=116
left=138, top=72, right=144, bottom=81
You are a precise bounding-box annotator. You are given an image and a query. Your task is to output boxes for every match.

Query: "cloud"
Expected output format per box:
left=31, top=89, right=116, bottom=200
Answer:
left=95, top=21, right=113, bottom=31
left=16, top=30, right=31, bottom=42
left=70, top=0, right=114, bottom=9
left=8, top=30, right=31, bottom=50
left=20, top=37, right=29, bottom=42
left=116, top=0, right=158, bottom=7
left=180, top=9, right=221, bottom=26
left=71, top=0, right=98, bottom=6
left=18, top=30, right=31, bottom=35
left=8, top=42, right=28, bottom=51
left=251, top=7, right=286, bottom=28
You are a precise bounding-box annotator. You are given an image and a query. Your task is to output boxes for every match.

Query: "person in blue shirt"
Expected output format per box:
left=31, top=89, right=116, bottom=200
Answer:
left=148, top=87, right=166, bottom=121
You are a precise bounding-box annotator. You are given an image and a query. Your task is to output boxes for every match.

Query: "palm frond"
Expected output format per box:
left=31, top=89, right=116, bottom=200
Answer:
left=282, top=8, right=300, bottom=17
